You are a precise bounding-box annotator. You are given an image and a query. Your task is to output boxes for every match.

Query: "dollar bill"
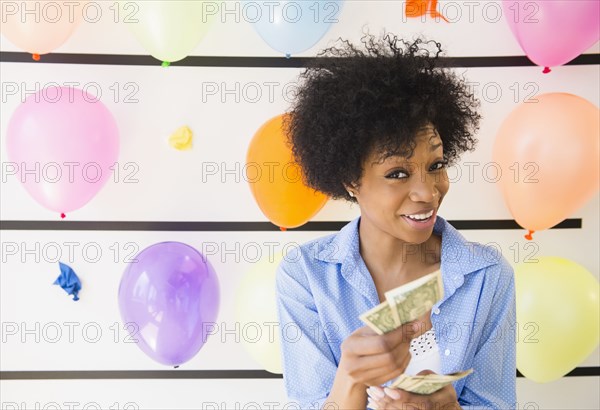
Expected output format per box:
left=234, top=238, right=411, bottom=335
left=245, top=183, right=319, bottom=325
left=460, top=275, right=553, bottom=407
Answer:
left=384, top=269, right=444, bottom=326
left=389, top=369, right=474, bottom=394
left=359, top=269, right=443, bottom=334
left=359, top=300, right=397, bottom=335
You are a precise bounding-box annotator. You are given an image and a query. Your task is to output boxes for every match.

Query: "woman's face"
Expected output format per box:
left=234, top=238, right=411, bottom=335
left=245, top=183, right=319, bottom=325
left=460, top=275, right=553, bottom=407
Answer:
left=348, top=125, right=449, bottom=244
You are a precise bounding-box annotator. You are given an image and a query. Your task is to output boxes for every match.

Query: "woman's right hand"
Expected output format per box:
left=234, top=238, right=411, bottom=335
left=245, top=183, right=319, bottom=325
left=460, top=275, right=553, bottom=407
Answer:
left=338, top=322, right=421, bottom=387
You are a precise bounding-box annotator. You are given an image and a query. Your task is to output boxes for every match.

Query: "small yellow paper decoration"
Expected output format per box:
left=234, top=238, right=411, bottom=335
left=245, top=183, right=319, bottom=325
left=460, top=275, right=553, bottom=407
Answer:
left=168, top=126, right=193, bottom=151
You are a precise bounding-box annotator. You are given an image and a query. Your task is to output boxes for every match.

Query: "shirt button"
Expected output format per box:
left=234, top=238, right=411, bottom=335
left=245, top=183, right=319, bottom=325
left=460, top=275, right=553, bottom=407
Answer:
left=445, top=349, right=451, bottom=356
left=433, top=307, right=440, bottom=315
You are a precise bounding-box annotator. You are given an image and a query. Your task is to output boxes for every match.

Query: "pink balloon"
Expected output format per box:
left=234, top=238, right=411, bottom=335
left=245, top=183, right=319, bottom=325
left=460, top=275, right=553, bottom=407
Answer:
left=502, top=0, right=600, bottom=70
left=6, top=86, right=119, bottom=215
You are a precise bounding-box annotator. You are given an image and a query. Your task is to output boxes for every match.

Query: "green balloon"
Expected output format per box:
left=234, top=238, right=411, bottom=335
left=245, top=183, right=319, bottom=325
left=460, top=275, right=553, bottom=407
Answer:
left=121, top=0, right=219, bottom=63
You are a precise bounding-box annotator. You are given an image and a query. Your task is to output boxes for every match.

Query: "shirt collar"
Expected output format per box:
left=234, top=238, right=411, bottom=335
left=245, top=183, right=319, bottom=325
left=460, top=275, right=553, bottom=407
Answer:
left=315, top=214, right=497, bottom=304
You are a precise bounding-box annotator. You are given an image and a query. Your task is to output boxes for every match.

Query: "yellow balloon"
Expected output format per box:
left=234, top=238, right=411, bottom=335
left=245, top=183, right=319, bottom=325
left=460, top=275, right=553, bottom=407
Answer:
left=234, top=254, right=284, bottom=374
left=121, top=0, right=219, bottom=63
left=515, top=256, right=599, bottom=383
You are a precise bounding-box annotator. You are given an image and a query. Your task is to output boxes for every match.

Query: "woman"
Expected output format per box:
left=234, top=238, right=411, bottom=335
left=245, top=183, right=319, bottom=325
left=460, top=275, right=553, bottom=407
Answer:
left=276, top=32, right=516, bottom=410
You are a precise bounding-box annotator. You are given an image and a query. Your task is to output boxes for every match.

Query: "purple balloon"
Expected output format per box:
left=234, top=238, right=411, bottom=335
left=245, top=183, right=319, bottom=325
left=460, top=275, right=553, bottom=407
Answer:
left=118, top=242, right=220, bottom=366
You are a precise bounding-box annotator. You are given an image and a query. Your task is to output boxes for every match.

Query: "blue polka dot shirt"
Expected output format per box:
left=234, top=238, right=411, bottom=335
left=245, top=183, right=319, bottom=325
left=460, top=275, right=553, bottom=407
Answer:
left=275, top=214, right=517, bottom=409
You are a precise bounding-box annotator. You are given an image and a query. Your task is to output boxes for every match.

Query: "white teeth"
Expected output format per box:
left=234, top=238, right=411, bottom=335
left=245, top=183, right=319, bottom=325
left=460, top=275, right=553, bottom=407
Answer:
left=405, top=210, right=434, bottom=220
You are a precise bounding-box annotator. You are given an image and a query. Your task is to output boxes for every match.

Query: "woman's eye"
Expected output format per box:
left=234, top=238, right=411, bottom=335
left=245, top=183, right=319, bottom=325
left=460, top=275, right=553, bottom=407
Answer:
left=430, top=160, right=448, bottom=171
left=386, top=170, right=408, bottom=179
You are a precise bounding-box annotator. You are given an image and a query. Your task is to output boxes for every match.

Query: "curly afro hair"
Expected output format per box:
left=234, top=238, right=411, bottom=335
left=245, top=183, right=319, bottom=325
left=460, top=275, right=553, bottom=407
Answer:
left=283, top=29, right=482, bottom=203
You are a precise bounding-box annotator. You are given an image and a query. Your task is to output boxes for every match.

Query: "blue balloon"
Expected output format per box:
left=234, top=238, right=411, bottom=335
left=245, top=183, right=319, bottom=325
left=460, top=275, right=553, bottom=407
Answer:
left=244, top=0, right=345, bottom=56
left=54, top=261, right=82, bottom=301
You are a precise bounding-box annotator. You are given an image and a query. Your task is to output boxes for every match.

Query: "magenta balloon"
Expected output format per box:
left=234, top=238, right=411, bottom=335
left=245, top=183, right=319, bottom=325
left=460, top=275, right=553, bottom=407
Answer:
left=118, top=242, right=220, bottom=366
left=502, top=0, right=600, bottom=68
left=6, top=86, right=119, bottom=214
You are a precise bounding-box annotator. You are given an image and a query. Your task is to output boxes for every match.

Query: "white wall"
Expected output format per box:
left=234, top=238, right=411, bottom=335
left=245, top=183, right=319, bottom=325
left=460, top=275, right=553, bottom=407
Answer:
left=1, top=1, right=598, bottom=409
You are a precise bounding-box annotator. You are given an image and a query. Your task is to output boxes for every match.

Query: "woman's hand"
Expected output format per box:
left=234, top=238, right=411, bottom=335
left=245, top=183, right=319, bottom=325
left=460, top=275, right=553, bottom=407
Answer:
left=338, top=322, right=421, bottom=387
left=366, top=370, right=462, bottom=410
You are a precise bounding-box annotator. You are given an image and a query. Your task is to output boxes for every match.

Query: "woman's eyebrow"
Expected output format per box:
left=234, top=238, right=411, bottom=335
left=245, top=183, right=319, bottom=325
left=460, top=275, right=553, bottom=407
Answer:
left=430, top=142, right=443, bottom=151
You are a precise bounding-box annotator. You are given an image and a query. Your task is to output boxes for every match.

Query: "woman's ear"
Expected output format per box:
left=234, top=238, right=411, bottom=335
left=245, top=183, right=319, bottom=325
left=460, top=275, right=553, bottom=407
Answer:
left=344, top=183, right=357, bottom=198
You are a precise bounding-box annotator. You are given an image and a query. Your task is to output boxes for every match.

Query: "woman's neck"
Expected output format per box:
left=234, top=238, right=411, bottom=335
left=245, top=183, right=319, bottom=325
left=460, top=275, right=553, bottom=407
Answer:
left=357, top=217, right=441, bottom=285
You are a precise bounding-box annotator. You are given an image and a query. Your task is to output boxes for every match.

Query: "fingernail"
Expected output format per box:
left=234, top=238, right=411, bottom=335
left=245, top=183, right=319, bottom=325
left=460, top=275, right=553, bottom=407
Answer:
left=367, top=386, right=385, bottom=399
left=367, top=399, right=379, bottom=410
left=384, top=387, right=401, bottom=400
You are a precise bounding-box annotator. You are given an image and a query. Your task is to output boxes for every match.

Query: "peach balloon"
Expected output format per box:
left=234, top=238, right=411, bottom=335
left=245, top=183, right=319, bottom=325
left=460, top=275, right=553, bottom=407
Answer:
left=246, top=114, right=328, bottom=229
left=493, top=93, right=599, bottom=233
left=1, top=0, right=85, bottom=57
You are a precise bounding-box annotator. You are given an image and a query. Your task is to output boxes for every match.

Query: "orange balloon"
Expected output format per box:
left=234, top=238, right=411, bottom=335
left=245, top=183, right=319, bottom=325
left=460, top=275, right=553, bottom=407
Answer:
left=246, top=114, right=328, bottom=229
left=405, top=0, right=449, bottom=22
left=1, top=0, right=84, bottom=56
left=493, top=93, right=599, bottom=232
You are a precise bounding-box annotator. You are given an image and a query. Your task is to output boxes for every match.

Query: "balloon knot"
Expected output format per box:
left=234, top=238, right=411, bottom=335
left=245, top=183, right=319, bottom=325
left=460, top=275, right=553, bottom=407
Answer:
left=280, top=226, right=287, bottom=232
left=542, top=67, right=551, bottom=74
left=162, top=61, right=170, bottom=67
left=60, top=213, right=66, bottom=219
left=174, top=365, right=179, bottom=369
left=285, top=53, right=291, bottom=59
left=32, top=54, right=40, bottom=61
left=524, top=230, right=534, bottom=240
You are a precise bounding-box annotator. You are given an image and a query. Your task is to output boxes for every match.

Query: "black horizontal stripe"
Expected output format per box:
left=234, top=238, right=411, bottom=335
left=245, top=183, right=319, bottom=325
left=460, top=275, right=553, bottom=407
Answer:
left=1, top=367, right=598, bottom=380
left=0, top=218, right=581, bottom=232
left=0, top=370, right=281, bottom=380
left=516, top=366, right=600, bottom=378
left=1, top=51, right=598, bottom=68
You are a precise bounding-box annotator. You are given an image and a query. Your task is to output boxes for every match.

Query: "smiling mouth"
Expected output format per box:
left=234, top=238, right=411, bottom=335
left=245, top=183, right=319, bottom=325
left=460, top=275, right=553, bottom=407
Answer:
left=402, top=209, right=435, bottom=221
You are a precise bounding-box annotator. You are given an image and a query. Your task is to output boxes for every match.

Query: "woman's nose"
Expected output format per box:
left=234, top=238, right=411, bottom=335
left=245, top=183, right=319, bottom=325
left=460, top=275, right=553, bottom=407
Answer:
left=408, top=173, right=439, bottom=203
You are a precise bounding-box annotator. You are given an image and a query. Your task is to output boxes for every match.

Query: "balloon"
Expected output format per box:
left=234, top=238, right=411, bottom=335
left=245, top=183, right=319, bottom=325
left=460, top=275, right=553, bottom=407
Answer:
left=246, top=114, right=328, bottom=229
left=6, top=86, right=120, bottom=216
left=244, top=0, right=344, bottom=56
left=502, top=1, right=600, bottom=72
left=121, top=0, right=218, bottom=64
left=234, top=253, right=284, bottom=374
left=1, top=0, right=84, bottom=58
left=515, top=256, right=599, bottom=383
left=492, top=93, right=599, bottom=233
left=118, top=242, right=220, bottom=366
left=405, top=0, right=449, bottom=22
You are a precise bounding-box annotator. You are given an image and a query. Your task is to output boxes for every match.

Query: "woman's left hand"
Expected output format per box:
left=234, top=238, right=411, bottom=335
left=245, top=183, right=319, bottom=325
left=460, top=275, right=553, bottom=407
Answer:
left=366, top=370, right=462, bottom=410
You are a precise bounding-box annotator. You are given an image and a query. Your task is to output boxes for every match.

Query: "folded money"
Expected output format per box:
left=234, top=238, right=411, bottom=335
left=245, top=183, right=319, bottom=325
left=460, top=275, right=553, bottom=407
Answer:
left=358, top=300, right=397, bottom=335
left=385, top=269, right=444, bottom=327
left=359, top=269, right=444, bottom=334
left=389, top=369, right=474, bottom=395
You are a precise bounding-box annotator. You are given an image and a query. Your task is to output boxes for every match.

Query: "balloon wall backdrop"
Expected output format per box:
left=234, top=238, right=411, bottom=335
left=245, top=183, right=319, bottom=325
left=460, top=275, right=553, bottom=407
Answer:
left=118, top=242, right=220, bottom=367
left=1, top=1, right=598, bottom=388
left=6, top=86, right=120, bottom=217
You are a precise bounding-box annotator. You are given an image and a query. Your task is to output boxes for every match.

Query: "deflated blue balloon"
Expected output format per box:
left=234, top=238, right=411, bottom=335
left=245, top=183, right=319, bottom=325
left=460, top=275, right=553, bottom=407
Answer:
left=53, top=261, right=82, bottom=301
